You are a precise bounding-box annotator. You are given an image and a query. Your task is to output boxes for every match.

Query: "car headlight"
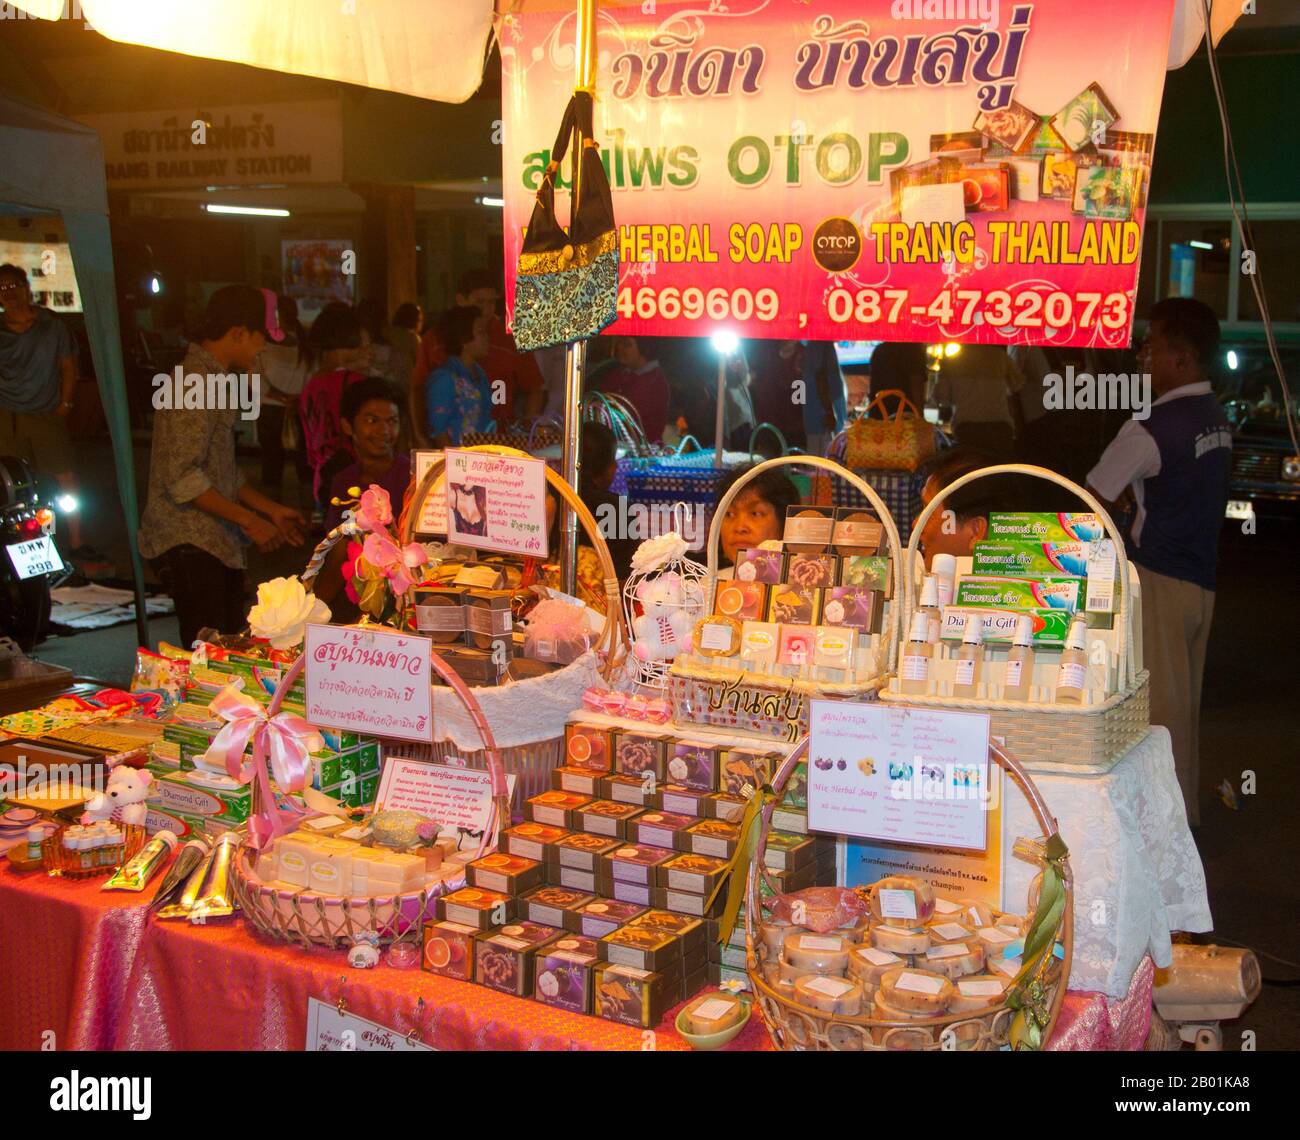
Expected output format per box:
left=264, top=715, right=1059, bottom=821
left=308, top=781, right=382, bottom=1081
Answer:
left=1283, top=456, right=1300, bottom=482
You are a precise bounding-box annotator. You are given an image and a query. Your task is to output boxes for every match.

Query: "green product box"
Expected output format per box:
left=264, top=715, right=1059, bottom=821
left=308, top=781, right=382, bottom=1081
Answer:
left=939, top=605, right=1074, bottom=646
left=839, top=554, right=892, bottom=596
left=151, top=771, right=251, bottom=823
left=339, top=750, right=362, bottom=782
left=955, top=575, right=1082, bottom=612
left=972, top=540, right=1093, bottom=578
left=360, top=773, right=379, bottom=805
left=987, top=512, right=1104, bottom=543
left=312, top=751, right=343, bottom=790
left=319, top=727, right=360, bottom=752
left=780, top=760, right=808, bottom=810
left=356, top=741, right=381, bottom=776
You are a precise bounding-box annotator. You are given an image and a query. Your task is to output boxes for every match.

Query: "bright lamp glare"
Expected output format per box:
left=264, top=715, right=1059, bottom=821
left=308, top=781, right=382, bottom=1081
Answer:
left=711, top=331, right=739, bottom=355
left=1226, top=351, right=1239, bottom=370
left=55, top=494, right=78, bottom=513
left=944, top=342, right=962, bottom=357
left=203, top=204, right=291, bottom=217
left=149, top=275, right=162, bottom=295
left=477, top=196, right=505, bottom=208
left=1188, top=240, right=1214, bottom=251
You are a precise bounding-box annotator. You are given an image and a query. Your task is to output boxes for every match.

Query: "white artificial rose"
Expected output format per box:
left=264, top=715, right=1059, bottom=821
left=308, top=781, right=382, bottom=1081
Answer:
left=247, top=577, right=331, bottom=649
left=630, top=531, right=689, bottom=575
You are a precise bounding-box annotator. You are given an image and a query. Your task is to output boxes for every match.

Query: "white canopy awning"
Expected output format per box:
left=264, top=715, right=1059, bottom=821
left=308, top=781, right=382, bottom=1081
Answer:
left=1169, top=0, right=1245, bottom=68
left=9, top=0, right=497, bottom=104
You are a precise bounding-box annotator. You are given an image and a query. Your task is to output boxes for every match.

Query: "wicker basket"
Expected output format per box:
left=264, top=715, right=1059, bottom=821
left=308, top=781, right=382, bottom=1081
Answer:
left=880, top=464, right=1148, bottom=772
left=745, top=739, right=1073, bottom=1051
left=669, top=455, right=902, bottom=740
left=232, top=648, right=509, bottom=949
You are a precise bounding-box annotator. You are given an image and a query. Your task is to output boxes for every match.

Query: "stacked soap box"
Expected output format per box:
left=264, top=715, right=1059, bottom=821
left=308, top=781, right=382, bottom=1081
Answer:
left=421, top=721, right=834, bottom=1026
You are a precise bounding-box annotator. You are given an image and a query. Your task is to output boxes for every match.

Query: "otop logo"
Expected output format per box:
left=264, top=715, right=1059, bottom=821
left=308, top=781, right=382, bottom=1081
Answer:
left=812, top=217, right=863, bottom=274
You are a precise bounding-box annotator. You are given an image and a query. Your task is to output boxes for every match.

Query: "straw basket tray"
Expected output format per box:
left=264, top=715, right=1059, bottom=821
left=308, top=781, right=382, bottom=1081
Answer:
left=880, top=464, right=1149, bottom=773
left=670, top=456, right=904, bottom=739
left=232, top=650, right=508, bottom=949
left=745, top=740, right=1073, bottom=1051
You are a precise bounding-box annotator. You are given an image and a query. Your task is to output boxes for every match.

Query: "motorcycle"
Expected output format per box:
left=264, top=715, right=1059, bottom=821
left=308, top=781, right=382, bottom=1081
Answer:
left=0, top=455, right=67, bottom=651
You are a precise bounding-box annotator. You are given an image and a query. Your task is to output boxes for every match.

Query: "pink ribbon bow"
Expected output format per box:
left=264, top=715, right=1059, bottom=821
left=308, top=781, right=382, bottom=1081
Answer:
left=206, top=684, right=324, bottom=849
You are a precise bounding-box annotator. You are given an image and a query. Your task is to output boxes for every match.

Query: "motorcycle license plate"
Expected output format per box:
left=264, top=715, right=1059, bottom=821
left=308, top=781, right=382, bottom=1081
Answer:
left=6, top=536, right=63, bottom=580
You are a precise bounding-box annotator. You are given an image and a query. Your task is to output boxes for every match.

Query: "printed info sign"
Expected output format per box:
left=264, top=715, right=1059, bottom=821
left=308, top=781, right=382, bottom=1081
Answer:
left=304, top=624, right=432, bottom=744
left=502, top=0, right=1176, bottom=347
left=444, top=448, right=549, bottom=558
left=377, top=756, right=516, bottom=835
left=808, top=700, right=992, bottom=851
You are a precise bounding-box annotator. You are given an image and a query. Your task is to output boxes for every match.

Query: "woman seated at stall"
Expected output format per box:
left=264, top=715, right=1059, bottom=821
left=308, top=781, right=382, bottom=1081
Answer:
left=713, top=466, right=801, bottom=574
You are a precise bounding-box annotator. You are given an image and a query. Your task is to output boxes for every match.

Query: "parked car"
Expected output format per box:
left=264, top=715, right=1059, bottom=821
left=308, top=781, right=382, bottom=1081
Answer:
left=1213, top=339, right=1300, bottom=518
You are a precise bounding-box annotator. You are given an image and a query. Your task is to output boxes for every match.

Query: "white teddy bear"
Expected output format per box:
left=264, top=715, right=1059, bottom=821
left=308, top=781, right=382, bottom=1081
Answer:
left=82, top=765, right=154, bottom=827
left=632, top=571, right=695, bottom=662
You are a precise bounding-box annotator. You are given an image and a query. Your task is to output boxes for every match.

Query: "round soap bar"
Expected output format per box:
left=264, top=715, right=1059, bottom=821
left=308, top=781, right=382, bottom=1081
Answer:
left=777, top=959, right=812, bottom=985
left=922, top=940, right=986, bottom=981
left=870, top=875, right=935, bottom=928
left=873, top=987, right=947, bottom=1023
left=926, top=920, right=975, bottom=945
left=783, top=933, right=851, bottom=976
left=961, top=900, right=997, bottom=929
left=975, top=925, right=1019, bottom=956
left=847, top=944, right=903, bottom=987
left=872, top=925, right=930, bottom=956
left=681, top=991, right=747, bottom=1036
left=995, top=912, right=1029, bottom=936
left=948, top=974, right=1009, bottom=1013
left=758, top=920, right=794, bottom=959
left=793, top=973, right=864, bottom=1016
left=878, top=966, right=954, bottom=1014
left=836, top=917, right=873, bottom=945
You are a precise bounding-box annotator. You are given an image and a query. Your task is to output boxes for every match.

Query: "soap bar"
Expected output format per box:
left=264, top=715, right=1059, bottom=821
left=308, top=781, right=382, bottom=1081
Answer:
left=467, top=853, right=544, bottom=897
left=681, top=991, right=747, bottom=1036
left=564, top=723, right=613, bottom=773
left=922, top=940, right=986, bottom=980
left=793, top=974, right=864, bottom=1015
left=422, top=920, right=480, bottom=981
left=871, top=925, right=930, bottom=956
left=871, top=875, right=936, bottom=928
left=878, top=967, right=954, bottom=1014
left=778, top=959, right=812, bottom=985
left=872, top=987, right=946, bottom=1022
left=821, top=586, right=881, bottom=632
left=975, top=925, right=1019, bottom=955
left=572, top=800, right=643, bottom=841
left=758, top=920, right=795, bottom=958
left=768, top=588, right=820, bottom=627
left=734, top=547, right=786, bottom=584
left=786, top=552, right=837, bottom=590
left=963, top=900, right=997, bottom=929
left=504, top=822, right=570, bottom=862
left=950, top=974, right=1009, bottom=1012
left=927, top=921, right=976, bottom=945
left=739, top=621, right=780, bottom=668
left=714, top=581, right=767, bottom=623
left=615, top=732, right=668, bottom=781
left=847, top=944, right=903, bottom=986
left=783, top=505, right=835, bottom=554
left=695, top=615, right=742, bottom=657
left=783, top=933, right=851, bottom=975
left=666, top=740, right=720, bottom=792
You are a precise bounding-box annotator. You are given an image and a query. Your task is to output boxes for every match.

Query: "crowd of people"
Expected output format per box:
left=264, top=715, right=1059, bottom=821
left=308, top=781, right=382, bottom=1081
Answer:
left=1, top=260, right=1231, bottom=826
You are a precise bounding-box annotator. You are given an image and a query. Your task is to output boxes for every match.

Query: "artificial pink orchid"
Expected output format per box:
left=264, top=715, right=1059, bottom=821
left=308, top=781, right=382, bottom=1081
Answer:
left=361, top=531, right=427, bottom=596
left=353, top=485, right=394, bottom=533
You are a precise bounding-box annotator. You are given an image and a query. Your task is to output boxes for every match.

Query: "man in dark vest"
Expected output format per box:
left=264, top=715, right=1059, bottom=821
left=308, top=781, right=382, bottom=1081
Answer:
left=1088, top=298, right=1231, bottom=827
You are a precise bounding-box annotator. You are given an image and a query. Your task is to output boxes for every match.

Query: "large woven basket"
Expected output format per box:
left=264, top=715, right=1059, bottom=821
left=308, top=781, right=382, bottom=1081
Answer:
left=232, top=648, right=509, bottom=949
left=746, top=739, right=1073, bottom=1051
left=880, top=464, right=1148, bottom=772
left=669, top=455, right=902, bottom=741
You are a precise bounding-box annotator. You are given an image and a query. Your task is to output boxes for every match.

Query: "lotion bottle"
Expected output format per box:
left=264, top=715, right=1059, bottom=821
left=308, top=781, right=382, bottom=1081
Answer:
left=1055, top=615, right=1089, bottom=704
left=898, top=610, right=934, bottom=696
left=919, top=575, right=942, bottom=644
left=931, top=553, right=957, bottom=608
left=1002, top=613, right=1035, bottom=701
left=952, top=612, right=984, bottom=697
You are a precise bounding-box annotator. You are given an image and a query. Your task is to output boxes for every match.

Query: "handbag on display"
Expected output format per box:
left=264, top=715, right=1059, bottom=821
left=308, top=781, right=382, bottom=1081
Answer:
left=844, top=389, right=937, bottom=472
left=512, top=90, right=619, bottom=352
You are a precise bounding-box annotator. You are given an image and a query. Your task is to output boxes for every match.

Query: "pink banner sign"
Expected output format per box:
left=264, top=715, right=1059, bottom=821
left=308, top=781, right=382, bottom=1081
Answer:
left=502, top=0, right=1176, bottom=347
left=304, top=624, right=432, bottom=744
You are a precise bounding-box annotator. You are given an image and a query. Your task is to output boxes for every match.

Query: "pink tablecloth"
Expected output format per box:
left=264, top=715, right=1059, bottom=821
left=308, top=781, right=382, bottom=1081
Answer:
left=0, top=864, right=1150, bottom=1051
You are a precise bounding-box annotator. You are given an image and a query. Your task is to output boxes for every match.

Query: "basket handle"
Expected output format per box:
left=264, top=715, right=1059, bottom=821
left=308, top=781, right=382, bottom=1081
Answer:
left=863, top=388, right=925, bottom=424
left=705, top=455, right=903, bottom=673
left=749, top=422, right=788, bottom=463
left=745, top=736, right=1073, bottom=1040
left=900, top=463, right=1134, bottom=690
left=398, top=444, right=630, bottom=681
left=265, top=649, right=508, bottom=859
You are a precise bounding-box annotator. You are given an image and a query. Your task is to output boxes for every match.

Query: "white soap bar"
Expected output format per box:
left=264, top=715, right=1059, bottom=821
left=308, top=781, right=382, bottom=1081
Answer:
left=976, top=926, right=1018, bottom=954
left=276, top=844, right=310, bottom=887
left=991, top=954, right=1023, bottom=979
left=784, top=933, right=851, bottom=975
left=873, top=987, right=946, bottom=1022
left=847, top=945, right=901, bottom=986
left=934, top=897, right=963, bottom=916
left=794, top=974, right=863, bottom=1015
left=758, top=920, right=794, bottom=958
left=964, top=901, right=996, bottom=929
left=872, top=925, right=930, bottom=956
left=879, top=967, right=954, bottom=1013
